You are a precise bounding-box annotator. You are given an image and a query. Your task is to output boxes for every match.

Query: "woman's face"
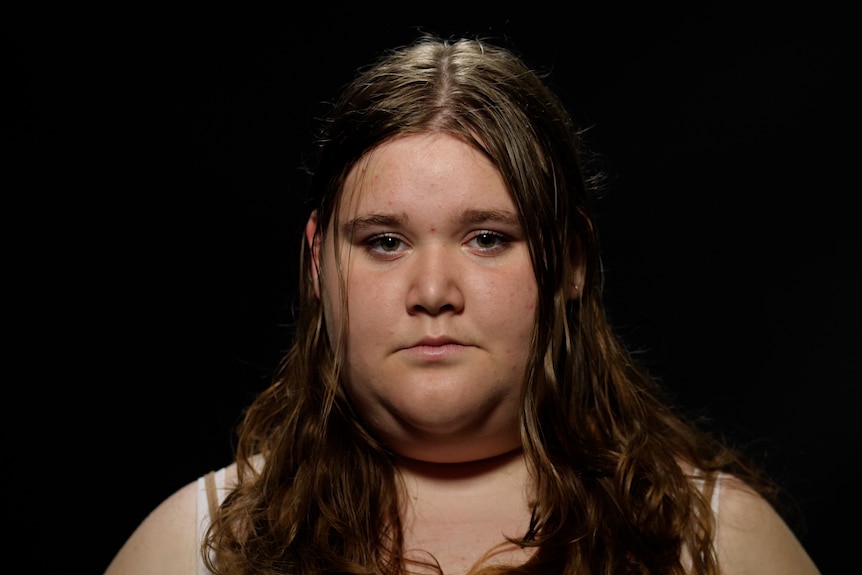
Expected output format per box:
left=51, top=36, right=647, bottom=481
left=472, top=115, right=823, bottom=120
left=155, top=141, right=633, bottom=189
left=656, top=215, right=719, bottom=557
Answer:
left=307, top=133, right=538, bottom=463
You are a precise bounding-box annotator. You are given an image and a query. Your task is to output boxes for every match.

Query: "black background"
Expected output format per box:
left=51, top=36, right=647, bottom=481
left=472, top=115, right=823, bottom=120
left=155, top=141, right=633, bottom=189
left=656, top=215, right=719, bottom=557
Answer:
left=11, top=4, right=859, bottom=574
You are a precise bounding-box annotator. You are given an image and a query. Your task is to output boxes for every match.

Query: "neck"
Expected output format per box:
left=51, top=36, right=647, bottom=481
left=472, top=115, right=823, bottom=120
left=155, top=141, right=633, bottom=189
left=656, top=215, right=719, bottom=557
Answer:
left=395, top=447, right=530, bottom=497
left=395, top=447, right=536, bottom=574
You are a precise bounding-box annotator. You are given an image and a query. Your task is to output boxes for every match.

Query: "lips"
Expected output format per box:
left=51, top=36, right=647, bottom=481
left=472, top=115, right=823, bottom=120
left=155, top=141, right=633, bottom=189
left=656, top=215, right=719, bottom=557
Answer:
left=400, top=335, right=470, bottom=359
left=410, top=336, right=462, bottom=348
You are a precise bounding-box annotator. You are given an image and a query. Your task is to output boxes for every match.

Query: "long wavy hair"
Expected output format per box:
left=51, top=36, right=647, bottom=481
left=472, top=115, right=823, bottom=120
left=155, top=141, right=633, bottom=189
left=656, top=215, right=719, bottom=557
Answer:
left=204, top=34, right=774, bottom=575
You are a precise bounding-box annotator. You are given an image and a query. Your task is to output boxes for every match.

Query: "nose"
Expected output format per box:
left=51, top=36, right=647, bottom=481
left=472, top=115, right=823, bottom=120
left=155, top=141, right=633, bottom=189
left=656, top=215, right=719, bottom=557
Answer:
left=406, top=245, right=465, bottom=315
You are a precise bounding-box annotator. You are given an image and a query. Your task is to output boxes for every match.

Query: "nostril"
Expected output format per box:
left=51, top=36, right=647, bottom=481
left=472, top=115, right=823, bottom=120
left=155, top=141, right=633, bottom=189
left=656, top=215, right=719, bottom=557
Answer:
left=410, top=301, right=457, bottom=315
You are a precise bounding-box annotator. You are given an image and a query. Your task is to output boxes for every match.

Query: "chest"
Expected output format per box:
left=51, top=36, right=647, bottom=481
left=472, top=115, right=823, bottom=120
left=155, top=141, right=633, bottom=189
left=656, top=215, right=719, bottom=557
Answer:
left=402, top=501, right=535, bottom=574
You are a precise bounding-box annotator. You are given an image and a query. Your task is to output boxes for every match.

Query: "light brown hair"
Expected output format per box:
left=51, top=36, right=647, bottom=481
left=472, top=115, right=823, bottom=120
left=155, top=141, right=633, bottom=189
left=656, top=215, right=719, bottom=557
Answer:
left=205, top=34, right=773, bottom=575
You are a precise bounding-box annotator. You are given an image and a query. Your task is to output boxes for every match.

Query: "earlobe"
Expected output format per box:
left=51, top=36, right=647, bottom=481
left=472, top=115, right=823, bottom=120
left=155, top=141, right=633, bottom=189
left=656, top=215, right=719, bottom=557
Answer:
left=568, top=270, right=584, bottom=300
left=305, top=211, right=321, bottom=299
left=568, top=211, right=596, bottom=301
left=568, top=237, right=587, bottom=301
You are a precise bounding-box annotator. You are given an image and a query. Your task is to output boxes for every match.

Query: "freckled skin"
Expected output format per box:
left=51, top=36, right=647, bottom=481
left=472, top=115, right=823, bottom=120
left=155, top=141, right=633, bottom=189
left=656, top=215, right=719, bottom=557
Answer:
left=308, top=133, right=538, bottom=464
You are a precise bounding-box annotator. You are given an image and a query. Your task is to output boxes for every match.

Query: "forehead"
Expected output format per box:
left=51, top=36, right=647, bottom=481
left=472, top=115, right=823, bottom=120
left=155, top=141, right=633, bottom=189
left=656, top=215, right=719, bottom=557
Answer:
left=337, top=133, right=515, bottom=219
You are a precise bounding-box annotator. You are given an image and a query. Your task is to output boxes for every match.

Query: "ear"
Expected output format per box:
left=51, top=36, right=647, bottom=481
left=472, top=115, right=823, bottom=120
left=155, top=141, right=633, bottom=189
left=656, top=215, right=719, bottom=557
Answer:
left=568, top=211, right=595, bottom=301
left=568, top=235, right=587, bottom=301
left=568, top=263, right=585, bottom=300
left=305, top=211, right=321, bottom=299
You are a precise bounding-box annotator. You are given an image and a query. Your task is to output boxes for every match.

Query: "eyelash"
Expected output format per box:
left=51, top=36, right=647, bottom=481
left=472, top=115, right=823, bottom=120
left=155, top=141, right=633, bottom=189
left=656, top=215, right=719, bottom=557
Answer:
left=363, top=230, right=511, bottom=257
left=366, top=234, right=404, bottom=254
left=468, top=231, right=510, bottom=252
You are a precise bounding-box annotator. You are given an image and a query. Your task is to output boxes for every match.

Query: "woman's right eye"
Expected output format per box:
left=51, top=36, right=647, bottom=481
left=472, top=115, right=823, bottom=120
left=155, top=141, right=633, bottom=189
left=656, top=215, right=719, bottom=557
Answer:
left=366, top=234, right=406, bottom=255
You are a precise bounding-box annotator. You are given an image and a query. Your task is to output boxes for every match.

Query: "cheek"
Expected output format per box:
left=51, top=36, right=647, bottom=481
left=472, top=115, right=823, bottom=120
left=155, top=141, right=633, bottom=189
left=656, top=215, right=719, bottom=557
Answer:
left=507, top=298, right=537, bottom=362
left=481, top=270, right=538, bottom=353
left=318, top=259, right=345, bottom=345
left=321, top=267, right=391, bottom=347
left=502, top=266, right=538, bottom=317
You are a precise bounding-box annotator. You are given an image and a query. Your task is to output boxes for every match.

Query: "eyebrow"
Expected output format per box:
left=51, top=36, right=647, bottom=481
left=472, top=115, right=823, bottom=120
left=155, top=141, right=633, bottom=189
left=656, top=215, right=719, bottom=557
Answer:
left=340, top=208, right=520, bottom=237
left=457, top=208, right=520, bottom=227
left=341, top=213, right=408, bottom=237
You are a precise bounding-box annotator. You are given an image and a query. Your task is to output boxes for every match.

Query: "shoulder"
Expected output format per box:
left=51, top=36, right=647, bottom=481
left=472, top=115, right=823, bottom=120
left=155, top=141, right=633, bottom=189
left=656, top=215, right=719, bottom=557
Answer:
left=104, top=463, right=240, bottom=575
left=103, top=478, right=199, bottom=575
left=714, top=474, right=820, bottom=575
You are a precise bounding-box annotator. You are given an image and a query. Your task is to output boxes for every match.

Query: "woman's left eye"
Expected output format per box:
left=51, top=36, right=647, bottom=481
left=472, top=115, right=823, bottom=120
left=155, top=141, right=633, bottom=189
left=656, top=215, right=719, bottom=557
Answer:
left=468, top=231, right=509, bottom=252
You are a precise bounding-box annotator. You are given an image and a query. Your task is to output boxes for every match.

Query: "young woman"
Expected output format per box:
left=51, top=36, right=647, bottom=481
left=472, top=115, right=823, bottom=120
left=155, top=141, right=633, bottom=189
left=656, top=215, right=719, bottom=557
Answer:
left=105, top=35, right=821, bottom=575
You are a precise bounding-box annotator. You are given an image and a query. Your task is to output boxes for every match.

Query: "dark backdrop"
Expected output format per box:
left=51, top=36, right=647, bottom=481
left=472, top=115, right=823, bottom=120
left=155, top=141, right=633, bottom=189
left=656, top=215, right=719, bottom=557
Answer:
left=11, top=5, right=858, bottom=574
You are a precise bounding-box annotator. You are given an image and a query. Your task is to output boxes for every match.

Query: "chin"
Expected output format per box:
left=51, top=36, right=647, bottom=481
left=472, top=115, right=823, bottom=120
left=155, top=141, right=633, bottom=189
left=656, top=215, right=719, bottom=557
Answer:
left=383, top=428, right=522, bottom=464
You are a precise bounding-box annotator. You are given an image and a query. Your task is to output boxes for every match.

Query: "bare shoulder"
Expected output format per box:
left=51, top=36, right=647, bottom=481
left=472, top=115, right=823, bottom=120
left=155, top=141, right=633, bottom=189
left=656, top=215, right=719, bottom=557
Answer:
left=715, top=474, right=821, bottom=575
left=103, top=477, right=201, bottom=575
